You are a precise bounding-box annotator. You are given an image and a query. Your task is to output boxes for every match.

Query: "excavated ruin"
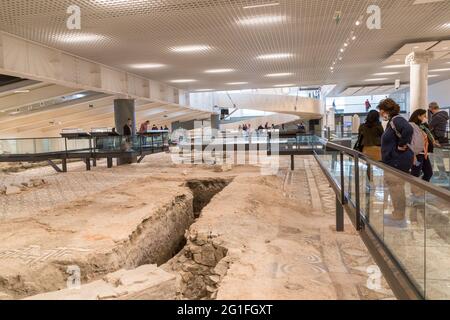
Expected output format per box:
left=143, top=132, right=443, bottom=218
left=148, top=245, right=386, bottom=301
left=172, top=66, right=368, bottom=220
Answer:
left=0, top=176, right=233, bottom=300
left=186, top=178, right=232, bottom=217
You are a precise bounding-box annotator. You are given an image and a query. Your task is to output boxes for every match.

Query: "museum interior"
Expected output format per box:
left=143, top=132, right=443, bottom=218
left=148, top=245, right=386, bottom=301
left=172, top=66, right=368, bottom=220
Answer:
left=0, top=0, right=449, bottom=301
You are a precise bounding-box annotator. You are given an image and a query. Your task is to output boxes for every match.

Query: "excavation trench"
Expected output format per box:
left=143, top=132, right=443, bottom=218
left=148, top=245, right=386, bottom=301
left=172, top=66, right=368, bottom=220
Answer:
left=0, top=178, right=231, bottom=299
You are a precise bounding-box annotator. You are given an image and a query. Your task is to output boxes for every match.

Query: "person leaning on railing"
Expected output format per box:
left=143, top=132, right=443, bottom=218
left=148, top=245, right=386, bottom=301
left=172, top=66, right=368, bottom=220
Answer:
left=356, top=110, right=384, bottom=161
left=379, top=99, right=414, bottom=173
left=378, top=98, right=414, bottom=224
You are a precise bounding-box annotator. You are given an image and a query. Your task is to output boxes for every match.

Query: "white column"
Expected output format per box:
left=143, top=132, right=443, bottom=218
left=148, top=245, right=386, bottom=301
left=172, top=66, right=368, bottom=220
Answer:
left=405, top=51, right=434, bottom=114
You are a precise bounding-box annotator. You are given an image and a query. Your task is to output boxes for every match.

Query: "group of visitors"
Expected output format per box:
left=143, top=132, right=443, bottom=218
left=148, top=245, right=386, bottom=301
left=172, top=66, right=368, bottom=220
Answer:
left=355, top=98, right=448, bottom=224
left=238, top=123, right=276, bottom=133
left=356, top=99, right=448, bottom=181
left=122, top=119, right=169, bottom=137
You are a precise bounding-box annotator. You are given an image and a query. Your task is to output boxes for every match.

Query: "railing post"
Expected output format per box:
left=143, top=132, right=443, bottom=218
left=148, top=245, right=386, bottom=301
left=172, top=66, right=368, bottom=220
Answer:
left=107, top=157, right=113, bottom=168
left=355, top=154, right=361, bottom=231
left=336, top=195, right=344, bottom=232
left=291, top=154, right=295, bottom=171
left=340, top=151, right=346, bottom=205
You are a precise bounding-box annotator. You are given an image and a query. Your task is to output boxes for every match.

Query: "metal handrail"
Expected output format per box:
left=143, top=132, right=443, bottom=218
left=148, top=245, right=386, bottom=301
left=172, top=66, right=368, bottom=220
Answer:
left=0, top=134, right=171, bottom=158
left=314, top=138, right=450, bottom=299
left=323, top=139, right=450, bottom=201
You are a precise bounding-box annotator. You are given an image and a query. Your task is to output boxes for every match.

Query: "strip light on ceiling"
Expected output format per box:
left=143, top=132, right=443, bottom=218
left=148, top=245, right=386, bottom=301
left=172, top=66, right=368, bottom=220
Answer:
left=237, top=15, right=287, bottom=26
left=265, top=73, right=293, bottom=77
left=129, top=63, right=166, bottom=69
left=243, top=2, right=280, bottom=9
left=53, top=33, right=105, bottom=43
left=383, top=64, right=409, bottom=69
left=170, top=45, right=211, bottom=53
left=205, top=69, right=235, bottom=73
left=257, top=53, right=293, bottom=60
left=170, top=79, right=197, bottom=83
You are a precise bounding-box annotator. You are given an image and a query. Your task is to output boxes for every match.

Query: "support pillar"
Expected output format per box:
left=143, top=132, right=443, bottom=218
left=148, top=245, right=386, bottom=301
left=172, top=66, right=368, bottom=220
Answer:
left=114, top=99, right=137, bottom=165
left=405, top=51, right=434, bottom=115
left=211, top=114, right=220, bottom=130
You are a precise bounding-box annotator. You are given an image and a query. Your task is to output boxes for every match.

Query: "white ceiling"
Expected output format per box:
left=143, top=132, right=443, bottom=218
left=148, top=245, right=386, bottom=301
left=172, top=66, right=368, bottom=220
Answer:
left=0, top=0, right=449, bottom=94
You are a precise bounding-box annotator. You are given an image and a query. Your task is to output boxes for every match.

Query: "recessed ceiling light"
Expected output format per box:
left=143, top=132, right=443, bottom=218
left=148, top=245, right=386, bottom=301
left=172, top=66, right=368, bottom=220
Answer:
left=170, top=79, right=197, bottom=83
left=352, top=36, right=357, bottom=40
left=52, top=33, right=105, bottom=43
left=14, top=90, right=30, bottom=93
left=205, top=69, right=235, bottom=73
left=340, top=48, right=345, bottom=53
left=344, top=43, right=348, bottom=47
left=170, top=45, right=211, bottom=53
left=227, top=82, right=248, bottom=85
left=265, top=73, right=293, bottom=77
left=442, top=23, right=450, bottom=29
left=373, top=72, right=401, bottom=76
left=430, top=68, right=450, bottom=72
left=129, top=63, right=166, bottom=69
left=274, top=84, right=296, bottom=87
left=330, top=67, right=334, bottom=70
left=413, top=46, right=420, bottom=49
left=355, top=21, right=361, bottom=26
left=243, top=2, right=280, bottom=9
left=236, top=15, right=287, bottom=26
left=383, top=64, right=409, bottom=69
left=257, top=53, right=293, bottom=60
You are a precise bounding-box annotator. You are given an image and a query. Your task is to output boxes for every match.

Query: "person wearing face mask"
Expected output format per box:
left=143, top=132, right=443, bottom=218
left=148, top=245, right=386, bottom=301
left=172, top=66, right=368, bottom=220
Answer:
left=378, top=99, right=414, bottom=172
left=377, top=98, right=414, bottom=225
left=409, top=109, right=435, bottom=182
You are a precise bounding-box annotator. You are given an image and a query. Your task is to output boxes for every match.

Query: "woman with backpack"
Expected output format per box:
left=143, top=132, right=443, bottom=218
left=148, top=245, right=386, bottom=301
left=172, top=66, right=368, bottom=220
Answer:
left=356, top=110, right=384, bottom=161
left=409, top=109, right=435, bottom=182
left=378, top=99, right=414, bottom=173
left=378, top=99, right=414, bottom=224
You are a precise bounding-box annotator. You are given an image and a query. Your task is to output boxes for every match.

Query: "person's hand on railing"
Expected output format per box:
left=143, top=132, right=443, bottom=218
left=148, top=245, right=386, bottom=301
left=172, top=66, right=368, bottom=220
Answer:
left=397, top=145, right=408, bottom=152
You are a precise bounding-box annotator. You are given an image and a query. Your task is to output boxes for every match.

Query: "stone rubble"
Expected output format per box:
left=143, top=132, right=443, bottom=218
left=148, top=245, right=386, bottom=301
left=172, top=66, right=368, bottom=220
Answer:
left=168, top=230, right=231, bottom=300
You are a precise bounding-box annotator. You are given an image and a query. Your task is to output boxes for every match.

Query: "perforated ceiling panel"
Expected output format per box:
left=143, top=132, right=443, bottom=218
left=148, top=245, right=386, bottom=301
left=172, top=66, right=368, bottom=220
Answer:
left=0, top=0, right=449, bottom=93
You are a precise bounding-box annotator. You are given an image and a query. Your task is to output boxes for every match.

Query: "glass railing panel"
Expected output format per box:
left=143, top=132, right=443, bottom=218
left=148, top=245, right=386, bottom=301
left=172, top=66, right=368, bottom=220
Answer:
left=379, top=169, right=426, bottom=296
left=32, top=138, right=64, bottom=153
left=94, top=137, right=123, bottom=152
left=314, top=140, right=341, bottom=187
left=0, top=138, right=67, bottom=154
left=358, top=158, right=370, bottom=220
left=344, top=154, right=355, bottom=201
left=65, top=138, right=91, bottom=152
left=0, top=139, right=34, bottom=154
left=363, top=164, right=387, bottom=240
left=430, top=147, right=450, bottom=190
left=425, top=192, right=450, bottom=300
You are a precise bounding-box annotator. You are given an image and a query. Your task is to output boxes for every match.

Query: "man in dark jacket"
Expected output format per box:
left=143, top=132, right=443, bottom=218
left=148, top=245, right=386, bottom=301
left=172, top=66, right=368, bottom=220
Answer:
left=429, top=102, right=449, bottom=179
left=123, top=119, right=133, bottom=137
left=429, top=102, right=449, bottom=145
